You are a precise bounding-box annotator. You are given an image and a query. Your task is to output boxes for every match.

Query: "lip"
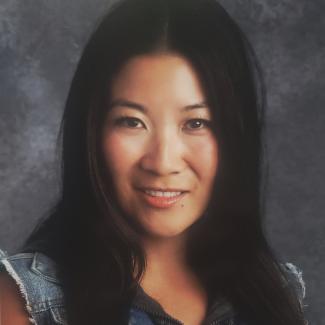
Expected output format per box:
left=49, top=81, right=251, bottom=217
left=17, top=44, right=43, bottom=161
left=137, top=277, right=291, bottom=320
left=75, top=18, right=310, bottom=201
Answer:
left=137, top=189, right=187, bottom=209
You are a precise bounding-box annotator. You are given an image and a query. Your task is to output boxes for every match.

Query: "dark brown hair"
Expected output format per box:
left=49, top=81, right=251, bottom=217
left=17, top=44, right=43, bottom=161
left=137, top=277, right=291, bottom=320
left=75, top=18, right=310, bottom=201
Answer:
left=23, top=0, right=305, bottom=324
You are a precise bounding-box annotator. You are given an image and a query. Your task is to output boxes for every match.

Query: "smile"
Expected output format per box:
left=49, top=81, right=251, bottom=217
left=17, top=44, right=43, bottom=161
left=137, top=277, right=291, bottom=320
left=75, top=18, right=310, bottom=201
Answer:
left=138, top=189, right=187, bottom=208
left=143, top=189, right=182, bottom=197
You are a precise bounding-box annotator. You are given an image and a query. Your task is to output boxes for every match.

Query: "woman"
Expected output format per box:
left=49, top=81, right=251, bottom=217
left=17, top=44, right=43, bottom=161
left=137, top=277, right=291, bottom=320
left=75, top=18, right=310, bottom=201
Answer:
left=0, top=0, right=307, bottom=324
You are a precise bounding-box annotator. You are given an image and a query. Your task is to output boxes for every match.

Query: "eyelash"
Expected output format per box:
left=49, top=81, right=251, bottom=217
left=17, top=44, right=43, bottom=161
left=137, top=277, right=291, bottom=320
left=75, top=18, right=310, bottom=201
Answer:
left=114, top=116, right=212, bottom=131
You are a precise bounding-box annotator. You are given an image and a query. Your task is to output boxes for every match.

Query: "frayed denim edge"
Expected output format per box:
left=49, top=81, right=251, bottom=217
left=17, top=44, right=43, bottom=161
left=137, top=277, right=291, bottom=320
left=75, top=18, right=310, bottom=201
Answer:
left=284, top=260, right=310, bottom=325
left=284, top=262, right=306, bottom=300
left=1, top=258, right=37, bottom=325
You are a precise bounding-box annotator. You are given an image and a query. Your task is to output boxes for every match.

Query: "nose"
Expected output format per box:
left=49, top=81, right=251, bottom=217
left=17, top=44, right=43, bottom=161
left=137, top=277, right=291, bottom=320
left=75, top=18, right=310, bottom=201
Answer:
left=139, top=129, right=185, bottom=176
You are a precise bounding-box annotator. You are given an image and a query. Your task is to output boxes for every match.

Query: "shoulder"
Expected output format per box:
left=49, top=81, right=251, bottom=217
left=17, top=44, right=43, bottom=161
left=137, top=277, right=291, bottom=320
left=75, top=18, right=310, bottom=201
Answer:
left=279, top=262, right=307, bottom=310
left=0, top=248, right=67, bottom=324
left=0, top=271, right=32, bottom=324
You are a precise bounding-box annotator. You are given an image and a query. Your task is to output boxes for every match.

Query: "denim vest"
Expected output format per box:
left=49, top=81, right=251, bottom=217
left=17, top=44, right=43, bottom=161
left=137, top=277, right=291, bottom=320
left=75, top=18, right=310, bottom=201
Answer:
left=0, top=248, right=306, bottom=325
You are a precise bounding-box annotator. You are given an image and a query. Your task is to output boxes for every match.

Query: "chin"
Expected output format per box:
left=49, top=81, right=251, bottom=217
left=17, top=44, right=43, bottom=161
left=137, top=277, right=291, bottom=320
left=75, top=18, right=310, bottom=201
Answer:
left=143, top=223, right=191, bottom=239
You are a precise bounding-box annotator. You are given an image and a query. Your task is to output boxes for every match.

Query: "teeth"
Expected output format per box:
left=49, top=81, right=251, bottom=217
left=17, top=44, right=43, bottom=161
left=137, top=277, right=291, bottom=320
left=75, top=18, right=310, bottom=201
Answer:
left=144, top=190, right=182, bottom=197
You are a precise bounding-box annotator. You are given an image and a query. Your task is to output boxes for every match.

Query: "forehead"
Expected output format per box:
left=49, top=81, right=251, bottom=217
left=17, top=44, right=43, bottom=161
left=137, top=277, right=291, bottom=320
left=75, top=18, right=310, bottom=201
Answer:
left=108, top=53, right=208, bottom=112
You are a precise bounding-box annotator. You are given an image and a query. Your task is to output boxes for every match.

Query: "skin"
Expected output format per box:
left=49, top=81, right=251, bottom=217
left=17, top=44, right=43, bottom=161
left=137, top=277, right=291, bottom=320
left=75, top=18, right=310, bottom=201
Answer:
left=102, top=53, right=219, bottom=324
left=0, top=273, right=32, bottom=324
left=102, top=53, right=218, bottom=242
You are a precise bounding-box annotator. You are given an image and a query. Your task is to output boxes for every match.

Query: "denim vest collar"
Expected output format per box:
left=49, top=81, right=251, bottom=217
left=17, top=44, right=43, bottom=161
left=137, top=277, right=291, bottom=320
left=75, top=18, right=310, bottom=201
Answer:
left=31, top=252, right=61, bottom=284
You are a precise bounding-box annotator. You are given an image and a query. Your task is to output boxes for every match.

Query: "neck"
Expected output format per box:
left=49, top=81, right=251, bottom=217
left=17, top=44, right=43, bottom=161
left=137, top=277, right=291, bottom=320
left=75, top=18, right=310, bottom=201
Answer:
left=135, top=232, right=209, bottom=322
left=136, top=232, right=198, bottom=289
left=144, top=233, right=188, bottom=267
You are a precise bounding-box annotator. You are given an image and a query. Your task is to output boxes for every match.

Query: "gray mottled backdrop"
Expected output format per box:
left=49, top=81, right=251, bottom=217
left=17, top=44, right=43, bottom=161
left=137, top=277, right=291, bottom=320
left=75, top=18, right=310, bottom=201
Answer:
left=0, top=0, right=324, bottom=323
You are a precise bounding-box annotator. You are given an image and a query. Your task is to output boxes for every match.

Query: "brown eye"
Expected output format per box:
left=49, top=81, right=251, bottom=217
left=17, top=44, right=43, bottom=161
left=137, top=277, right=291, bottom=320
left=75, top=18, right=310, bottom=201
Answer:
left=114, top=117, right=144, bottom=128
left=186, top=119, right=211, bottom=130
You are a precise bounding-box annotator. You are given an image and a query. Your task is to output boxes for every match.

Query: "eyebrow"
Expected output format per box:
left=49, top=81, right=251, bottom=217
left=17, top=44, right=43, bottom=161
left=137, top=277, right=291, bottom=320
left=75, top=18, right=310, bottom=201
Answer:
left=107, top=98, right=209, bottom=113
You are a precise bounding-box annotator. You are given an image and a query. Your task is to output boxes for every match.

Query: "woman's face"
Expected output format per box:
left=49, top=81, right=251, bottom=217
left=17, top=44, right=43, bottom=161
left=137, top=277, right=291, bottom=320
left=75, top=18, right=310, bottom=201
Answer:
left=102, top=53, right=218, bottom=240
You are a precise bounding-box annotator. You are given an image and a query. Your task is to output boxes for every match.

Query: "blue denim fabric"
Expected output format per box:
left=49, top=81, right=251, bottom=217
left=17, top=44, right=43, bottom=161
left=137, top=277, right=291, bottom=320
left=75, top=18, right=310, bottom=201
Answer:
left=129, top=308, right=155, bottom=325
left=0, top=250, right=66, bottom=324
left=0, top=248, right=306, bottom=325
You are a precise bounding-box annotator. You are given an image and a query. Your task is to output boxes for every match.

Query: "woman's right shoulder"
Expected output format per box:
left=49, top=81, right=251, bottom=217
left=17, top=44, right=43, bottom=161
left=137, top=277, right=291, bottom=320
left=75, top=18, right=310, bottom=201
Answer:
left=0, top=248, right=67, bottom=324
left=0, top=271, right=32, bottom=324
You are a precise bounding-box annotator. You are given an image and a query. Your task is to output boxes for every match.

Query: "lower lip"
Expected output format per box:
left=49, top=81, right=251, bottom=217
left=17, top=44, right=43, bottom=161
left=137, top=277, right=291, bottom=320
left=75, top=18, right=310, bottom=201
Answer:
left=139, top=190, right=187, bottom=209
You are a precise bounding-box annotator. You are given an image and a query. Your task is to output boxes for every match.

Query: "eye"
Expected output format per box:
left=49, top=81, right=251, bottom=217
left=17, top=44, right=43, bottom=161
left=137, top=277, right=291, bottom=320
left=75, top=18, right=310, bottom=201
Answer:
left=114, top=116, right=144, bottom=129
left=185, top=119, right=212, bottom=130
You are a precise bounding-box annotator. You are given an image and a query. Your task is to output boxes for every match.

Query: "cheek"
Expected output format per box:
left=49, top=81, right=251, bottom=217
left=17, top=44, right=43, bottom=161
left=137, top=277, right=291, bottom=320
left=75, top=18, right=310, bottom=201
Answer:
left=102, top=133, right=141, bottom=176
left=190, top=136, right=218, bottom=180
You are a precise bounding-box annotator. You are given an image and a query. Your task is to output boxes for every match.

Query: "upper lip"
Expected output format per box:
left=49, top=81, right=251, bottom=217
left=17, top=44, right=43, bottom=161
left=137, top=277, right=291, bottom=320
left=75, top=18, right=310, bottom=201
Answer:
left=138, top=186, right=188, bottom=192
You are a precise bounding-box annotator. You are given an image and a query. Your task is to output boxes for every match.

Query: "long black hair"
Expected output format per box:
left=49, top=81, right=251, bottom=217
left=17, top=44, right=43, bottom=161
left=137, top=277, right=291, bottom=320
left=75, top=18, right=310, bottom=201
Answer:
left=23, top=0, right=305, bottom=324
